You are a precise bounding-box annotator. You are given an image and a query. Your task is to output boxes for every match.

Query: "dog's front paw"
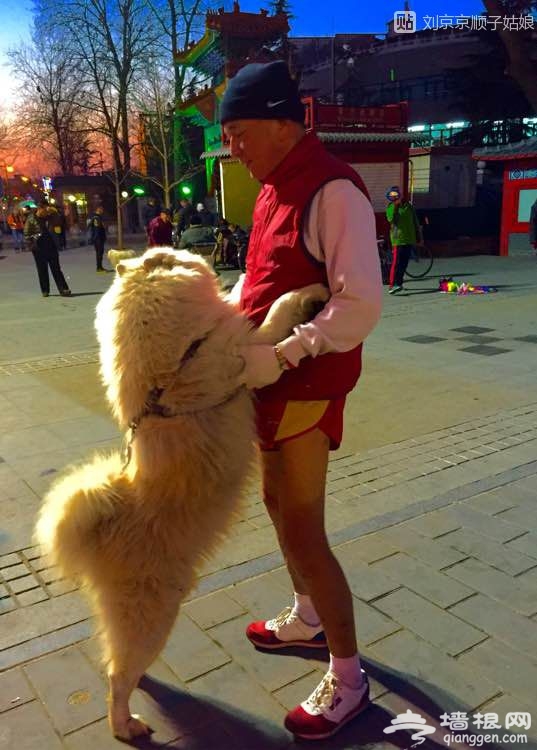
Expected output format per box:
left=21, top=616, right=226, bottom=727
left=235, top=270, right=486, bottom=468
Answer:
left=296, top=283, right=330, bottom=319
left=111, top=714, right=152, bottom=742
left=254, top=284, right=330, bottom=344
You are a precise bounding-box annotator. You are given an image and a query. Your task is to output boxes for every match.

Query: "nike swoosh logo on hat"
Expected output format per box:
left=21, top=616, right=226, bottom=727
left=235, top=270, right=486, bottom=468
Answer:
left=266, top=99, right=287, bottom=108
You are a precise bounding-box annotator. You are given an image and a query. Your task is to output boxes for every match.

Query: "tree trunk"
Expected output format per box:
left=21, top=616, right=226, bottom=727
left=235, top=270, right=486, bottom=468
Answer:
left=112, top=140, right=124, bottom=251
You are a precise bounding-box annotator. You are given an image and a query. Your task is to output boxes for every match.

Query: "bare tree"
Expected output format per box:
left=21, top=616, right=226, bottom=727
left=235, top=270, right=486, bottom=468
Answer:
left=482, top=0, right=537, bottom=113
left=34, top=0, right=159, bottom=248
left=0, top=120, right=9, bottom=152
left=8, top=30, right=95, bottom=175
left=143, top=0, right=208, bottom=183
left=132, top=59, right=177, bottom=207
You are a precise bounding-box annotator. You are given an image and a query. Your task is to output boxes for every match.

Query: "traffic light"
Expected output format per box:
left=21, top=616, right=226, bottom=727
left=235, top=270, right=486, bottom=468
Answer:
left=179, top=183, right=192, bottom=198
left=132, top=185, right=146, bottom=196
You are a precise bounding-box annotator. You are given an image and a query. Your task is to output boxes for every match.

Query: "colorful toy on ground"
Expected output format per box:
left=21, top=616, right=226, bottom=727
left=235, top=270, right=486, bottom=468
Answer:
left=438, top=277, right=498, bottom=295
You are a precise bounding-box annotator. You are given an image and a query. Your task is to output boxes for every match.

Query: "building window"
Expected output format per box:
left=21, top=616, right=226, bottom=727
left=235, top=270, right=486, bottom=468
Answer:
left=518, top=188, right=537, bottom=223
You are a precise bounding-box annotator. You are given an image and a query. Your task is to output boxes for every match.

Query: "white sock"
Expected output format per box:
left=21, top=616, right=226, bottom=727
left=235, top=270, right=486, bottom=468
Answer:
left=292, top=592, right=321, bottom=627
left=329, top=653, right=364, bottom=690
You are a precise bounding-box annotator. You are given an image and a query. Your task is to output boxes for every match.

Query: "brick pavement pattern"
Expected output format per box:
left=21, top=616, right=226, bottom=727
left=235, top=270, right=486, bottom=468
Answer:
left=1, top=252, right=537, bottom=748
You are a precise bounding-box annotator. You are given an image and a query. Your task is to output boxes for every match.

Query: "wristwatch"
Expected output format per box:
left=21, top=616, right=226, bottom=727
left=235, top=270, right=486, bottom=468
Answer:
left=274, top=344, right=294, bottom=371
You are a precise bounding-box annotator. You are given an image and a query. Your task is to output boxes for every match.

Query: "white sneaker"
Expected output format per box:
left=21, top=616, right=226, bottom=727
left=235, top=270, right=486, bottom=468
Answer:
left=246, top=607, right=327, bottom=649
left=284, top=670, right=370, bottom=739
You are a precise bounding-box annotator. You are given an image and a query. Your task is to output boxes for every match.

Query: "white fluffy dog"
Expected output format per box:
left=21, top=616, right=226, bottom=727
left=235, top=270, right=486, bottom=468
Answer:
left=35, top=248, right=328, bottom=742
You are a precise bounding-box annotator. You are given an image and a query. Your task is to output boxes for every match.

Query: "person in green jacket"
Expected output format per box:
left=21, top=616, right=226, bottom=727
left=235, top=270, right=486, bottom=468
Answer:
left=385, top=186, right=423, bottom=294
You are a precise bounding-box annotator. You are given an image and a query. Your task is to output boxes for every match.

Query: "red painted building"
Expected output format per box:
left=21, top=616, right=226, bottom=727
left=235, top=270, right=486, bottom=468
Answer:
left=473, top=136, right=537, bottom=256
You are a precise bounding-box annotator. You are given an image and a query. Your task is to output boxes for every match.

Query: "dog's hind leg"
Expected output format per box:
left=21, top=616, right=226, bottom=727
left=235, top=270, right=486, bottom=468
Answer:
left=97, top=586, right=182, bottom=742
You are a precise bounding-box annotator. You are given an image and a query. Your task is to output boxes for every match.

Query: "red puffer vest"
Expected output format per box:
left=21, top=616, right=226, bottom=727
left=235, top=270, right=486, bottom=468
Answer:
left=240, top=132, right=370, bottom=402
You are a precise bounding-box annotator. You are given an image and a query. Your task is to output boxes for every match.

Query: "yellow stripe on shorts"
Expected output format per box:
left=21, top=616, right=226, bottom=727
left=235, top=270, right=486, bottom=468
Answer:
left=274, top=400, right=330, bottom=442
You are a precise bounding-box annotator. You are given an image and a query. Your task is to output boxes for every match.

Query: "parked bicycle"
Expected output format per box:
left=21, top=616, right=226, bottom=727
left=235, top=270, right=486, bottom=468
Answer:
left=377, top=238, right=433, bottom=283
left=406, top=244, right=434, bottom=279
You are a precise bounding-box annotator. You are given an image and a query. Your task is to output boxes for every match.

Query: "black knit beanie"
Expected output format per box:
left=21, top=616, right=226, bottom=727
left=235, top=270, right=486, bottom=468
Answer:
left=220, top=61, right=305, bottom=125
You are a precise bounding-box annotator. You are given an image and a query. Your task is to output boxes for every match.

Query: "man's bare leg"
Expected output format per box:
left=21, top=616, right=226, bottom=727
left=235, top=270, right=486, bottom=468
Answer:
left=263, top=430, right=369, bottom=739
left=269, top=429, right=357, bottom=656
left=261, top=449, right=308, bottom=595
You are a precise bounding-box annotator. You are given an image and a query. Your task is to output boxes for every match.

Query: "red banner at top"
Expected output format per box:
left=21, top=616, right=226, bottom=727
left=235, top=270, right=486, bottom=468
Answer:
left=303, top=98, right=408, bottom=132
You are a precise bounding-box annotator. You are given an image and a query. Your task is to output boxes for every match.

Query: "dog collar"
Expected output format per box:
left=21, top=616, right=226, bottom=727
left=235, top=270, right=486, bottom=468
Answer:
left=121, top=333, right=241, bottom=472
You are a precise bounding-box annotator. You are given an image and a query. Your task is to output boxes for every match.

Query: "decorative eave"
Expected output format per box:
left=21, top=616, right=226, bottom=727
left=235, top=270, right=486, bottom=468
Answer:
left=200, top=130, right=427, bottom=159
left=206, top=6, right=289, bottom=38
left=320, top=131, right=427, bottom=143
left=178, top=87, right=217, bottom=123
left=473, top=135, right=537, bottom=161
left=201, top=145, right=231, bottom=159
left=174, top=29, right=218, bottom=66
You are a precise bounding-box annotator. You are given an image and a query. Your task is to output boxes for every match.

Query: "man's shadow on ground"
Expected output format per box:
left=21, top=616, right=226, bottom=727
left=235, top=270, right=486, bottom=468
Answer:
left=129, top=645, right=481, bottom=750
left=133, top=672, right=427, bottom=750
left=55, top=291, right=104, bottom=297
left=406, top=273, right=477, bottom=281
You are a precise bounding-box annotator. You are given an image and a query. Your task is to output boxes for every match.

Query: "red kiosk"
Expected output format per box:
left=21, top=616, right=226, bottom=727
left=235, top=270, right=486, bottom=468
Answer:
left=474, top=136, right=537, bottom=256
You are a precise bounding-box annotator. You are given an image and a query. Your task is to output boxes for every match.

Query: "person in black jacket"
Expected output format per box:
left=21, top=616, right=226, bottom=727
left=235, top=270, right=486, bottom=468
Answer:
left=87, top=206, right=110, bottom=272
left=175, top=199, right=194, bottom=234
left=24, top=200, right=72, bottom=296
left=196, top=201, right=215, bottom=227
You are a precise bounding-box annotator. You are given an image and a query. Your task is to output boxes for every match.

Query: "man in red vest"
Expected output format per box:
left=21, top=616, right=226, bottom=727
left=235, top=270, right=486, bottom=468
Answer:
left=221, top=61, right=383, bottom=740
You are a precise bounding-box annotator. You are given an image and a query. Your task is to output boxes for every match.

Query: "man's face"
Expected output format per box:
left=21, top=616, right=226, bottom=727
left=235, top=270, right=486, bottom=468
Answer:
left=160, top=212, right=170, bottom=222
left=223, top=119, right=290, bottom=181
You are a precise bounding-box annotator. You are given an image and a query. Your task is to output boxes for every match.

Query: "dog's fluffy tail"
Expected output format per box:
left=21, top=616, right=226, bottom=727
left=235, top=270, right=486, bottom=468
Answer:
left=35, top=453, right=127, bottom=579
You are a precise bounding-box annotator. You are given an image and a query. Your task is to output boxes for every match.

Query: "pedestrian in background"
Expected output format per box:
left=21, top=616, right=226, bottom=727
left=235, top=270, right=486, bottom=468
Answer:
left=24, top=199, right=72, bottom=297
left=148, top=207, right=173, bottom=247
left=7, top=210, right=25, bottom=252
left=385, top=186, right=423, bottom=294
left=56, top=206, right=68, bottom=251
left=196, top=201, right=214, bottom=227
left=175, top=198, right=194, bottom=234
left=87, top=206, right=110, bottom=272
left=529, top=196, right=537, bottom=254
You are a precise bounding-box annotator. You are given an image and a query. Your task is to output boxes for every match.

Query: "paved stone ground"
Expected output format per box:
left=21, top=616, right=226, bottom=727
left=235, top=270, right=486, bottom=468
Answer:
left=1, top=246, right=537, bottom=749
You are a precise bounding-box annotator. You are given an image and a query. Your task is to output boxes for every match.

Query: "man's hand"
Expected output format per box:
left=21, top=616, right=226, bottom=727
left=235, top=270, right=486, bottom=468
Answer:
left=225, top=273, right=245, bottom=308
left=238, top=344, right=284, bottom=389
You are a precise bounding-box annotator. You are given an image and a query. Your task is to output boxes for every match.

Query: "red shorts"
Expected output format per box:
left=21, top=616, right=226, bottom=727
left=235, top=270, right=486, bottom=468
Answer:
left=254, top=398, right=346, bottom=451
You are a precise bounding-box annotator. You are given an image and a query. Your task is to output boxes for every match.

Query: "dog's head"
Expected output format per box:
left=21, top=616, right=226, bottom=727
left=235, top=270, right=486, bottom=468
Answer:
left=96, top=247, right=234, bottom=427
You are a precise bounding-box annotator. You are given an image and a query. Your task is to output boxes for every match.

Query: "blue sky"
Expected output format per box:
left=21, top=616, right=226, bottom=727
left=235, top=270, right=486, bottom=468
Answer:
left=0, top=1, right=488, bottom=111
